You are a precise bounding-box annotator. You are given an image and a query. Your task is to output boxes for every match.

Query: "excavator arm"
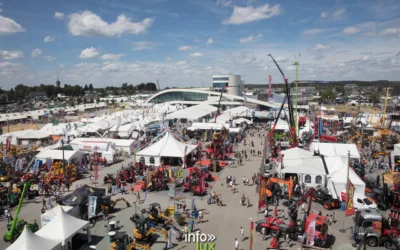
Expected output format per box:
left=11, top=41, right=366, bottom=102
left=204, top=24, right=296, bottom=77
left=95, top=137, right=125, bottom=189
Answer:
left=289, top=187, right=316, bottom=217
left=265, top=177, right=294, bottom=199
left=152, top=228, right=168, bottom=241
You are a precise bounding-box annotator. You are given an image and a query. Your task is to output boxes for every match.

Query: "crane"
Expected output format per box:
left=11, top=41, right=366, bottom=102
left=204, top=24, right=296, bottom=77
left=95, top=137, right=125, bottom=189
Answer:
left=156, top=79, right=161, bottom=91
left=268, top=75, right=272, bottom=98
left=267, top=54, right=298, bottom=147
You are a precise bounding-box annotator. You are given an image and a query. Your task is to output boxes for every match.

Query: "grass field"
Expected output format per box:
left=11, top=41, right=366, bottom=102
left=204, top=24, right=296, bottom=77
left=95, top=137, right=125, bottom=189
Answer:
left=324, top=104, right=377, bottom=114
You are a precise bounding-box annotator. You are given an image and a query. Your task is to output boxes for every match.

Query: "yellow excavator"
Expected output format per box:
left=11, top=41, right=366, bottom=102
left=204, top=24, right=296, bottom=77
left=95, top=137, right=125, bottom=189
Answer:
left=147, top=203, right=172, bottom=225
left=99, top=197, right=131, bottom=213
left=110, top=231, right=150, bottom=250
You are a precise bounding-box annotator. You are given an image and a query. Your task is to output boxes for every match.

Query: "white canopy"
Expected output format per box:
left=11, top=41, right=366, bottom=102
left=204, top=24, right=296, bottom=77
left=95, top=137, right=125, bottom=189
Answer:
left=167, top=104, right=217, bottom=121
left=34, top=150, right=85, bottom=162
left=188, top=123, right=228, bottom=131
left=7, top=226, right=61, bottom=250
left=216, top=106, right=252, bottom=124
left=36, top=206, right=89, bottom=245
left=136, top=132, right=197, bottom=158
left=309, top=142, right=360, bottom=160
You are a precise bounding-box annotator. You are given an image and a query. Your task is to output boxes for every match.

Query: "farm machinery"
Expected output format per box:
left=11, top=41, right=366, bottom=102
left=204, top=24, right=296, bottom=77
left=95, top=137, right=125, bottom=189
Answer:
left=146, top=203, right=172, bottom=225
left=183, top=176, right=208, bottom=196
left=256, top=187, right=329, bottom=248
left=98, top=197, right=131, bottom=213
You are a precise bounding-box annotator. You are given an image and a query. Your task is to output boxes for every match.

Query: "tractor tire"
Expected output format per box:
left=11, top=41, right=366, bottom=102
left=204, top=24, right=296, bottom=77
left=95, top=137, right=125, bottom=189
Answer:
left=271, top=230, right=278, bottom=237
left=323, top=200, right=332, bottom=210
left=366, top=237, right=379, bottom=247
left=384, top=240, right=394, bottom=249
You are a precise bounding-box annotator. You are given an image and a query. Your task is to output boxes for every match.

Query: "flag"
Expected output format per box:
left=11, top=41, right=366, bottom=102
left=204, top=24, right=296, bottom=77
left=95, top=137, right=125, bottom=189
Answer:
left=88, top=196, right=97, bottom=219
left=183, top=146, right=188, bottom=168
left=306, top=219, right=316, bottom=246
left=94, top=165, right=99, bottom=181
left=258, top=176, right=267, bottom=212
left=250, top=221, right=254, bottom=250
left=201, top=176, right=205, bottom=192
left=244, top=95, right=247, bottom=106
left=63, top=127, right=68, bottom=142
left=94, top=147, right=98, bottom=162
left=345, top=180, right=355, bottom=216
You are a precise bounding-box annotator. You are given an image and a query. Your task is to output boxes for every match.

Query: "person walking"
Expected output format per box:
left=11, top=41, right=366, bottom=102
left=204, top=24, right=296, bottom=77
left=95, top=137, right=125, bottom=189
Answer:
left=240, top=226, right=244, bottom=241
left=199, top=210, right=203, bottom=223
left=264, top=208, right=269, bottom=218
left=42, top=198, right=47, bottom=210
left=234, top=238, right=239, bottom=250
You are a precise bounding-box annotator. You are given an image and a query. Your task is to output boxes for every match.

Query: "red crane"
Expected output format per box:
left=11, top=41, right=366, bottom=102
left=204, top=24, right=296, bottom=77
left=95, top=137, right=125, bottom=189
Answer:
left=268, top=75, right=272, bottom=98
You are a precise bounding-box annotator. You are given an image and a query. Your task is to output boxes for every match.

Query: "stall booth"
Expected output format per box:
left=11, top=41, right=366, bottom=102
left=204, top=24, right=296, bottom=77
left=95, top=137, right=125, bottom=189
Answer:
left=35, top=206, right=91, bottom=250
left=6, top=226, right=62, bottom=250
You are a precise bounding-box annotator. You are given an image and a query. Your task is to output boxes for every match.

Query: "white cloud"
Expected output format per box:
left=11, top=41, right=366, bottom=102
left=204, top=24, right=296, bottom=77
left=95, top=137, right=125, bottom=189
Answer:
left=189, top=52, right=203, bottom=57
left=381, top=28, right=400, bottom=36
left=216, top=0, right=232, bottom=7
left=43, top=55, right=56, bottom=62
left=0, top=50, right=23, bottom=60
left=0, top=14, right=25, bottom=35
left=301, top=28, right=325, bottom=36
left=312, top=44, right=330, bottom=51
left=43, top=36, right=56, bottom=43
left=54, top=12, right=64, bottom=20
left=320, top=12, right=328, bottom=18
left=100, top=54, right=125, bottom=60
left=175, top=60, right=187, bottom=65
left=79, top=47, right=100, bottom=59
left=165, top=57, right=171, bottom=61
left=332, top=8, right=346, bottom=17
left=206, top=38, right=214, bottom=45
left=68, top=11, right=154, bottom=37
left=178, top=46, right=193, bottom=51
left=222, top=4, right=281, bottom=25
left=0, top=61, right=24, bottom=76
left=343, top=27, right=361, bottom=34
left=239, top=33, right=262, bottom=43
left=275, top=56, right=288, bottom=62
left=32, top=49, right=42, bottom=58
left=59, top=64, right=65, bottom=68
left=102, top=62, right=119, bottom=71
left=132, top=41, right=157, bottom=51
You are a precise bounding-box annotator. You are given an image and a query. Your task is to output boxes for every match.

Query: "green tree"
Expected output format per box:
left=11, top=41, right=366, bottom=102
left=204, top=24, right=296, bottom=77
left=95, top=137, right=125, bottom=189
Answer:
left=320, top=87, right=336, bottom=103
left=84, top=84, right=88, bottom=91
left=369, top=92, right=380, bottom=103
left=89, top=84, right=94, bottom=91
left=9, top=88, right=15, bottom=99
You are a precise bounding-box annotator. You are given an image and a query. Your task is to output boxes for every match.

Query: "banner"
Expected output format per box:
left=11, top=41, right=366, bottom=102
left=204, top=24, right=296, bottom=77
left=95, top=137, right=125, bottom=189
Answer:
left=63, top=127, right=68, bottom=143
left=88, top=196, right=97, bottom=219
left=2, top=149, right=6, bottom=162
left=6, top=136, right=12, bottom=151
left=201, top=177, right=205, bottom=193
left=318, top=117, right=323, bottom=137
left=94, top=165, right=99, bottom=181
left=94, top=147, right=98, bottom=162
left=306, top=219, right=316, bottom=246
left=250, top=221, right=254, bottom=250
left=314, top=117, right=319, bottom=138
left=345, top=180, right=355, bottom=216
left=258, top=176, right=267, bottom=212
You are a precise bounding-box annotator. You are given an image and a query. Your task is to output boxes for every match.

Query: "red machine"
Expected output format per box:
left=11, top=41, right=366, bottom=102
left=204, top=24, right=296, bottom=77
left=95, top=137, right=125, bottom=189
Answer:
left=319, top=134, right=338, bottom=143
left=183, top=176, right=208, bottom=196
left=188, top=167, right=214, bottom=182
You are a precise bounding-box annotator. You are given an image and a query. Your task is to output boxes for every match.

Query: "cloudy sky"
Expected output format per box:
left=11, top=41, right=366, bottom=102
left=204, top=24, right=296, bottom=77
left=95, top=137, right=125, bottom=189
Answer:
left=0, top=0, right=399, bottom=89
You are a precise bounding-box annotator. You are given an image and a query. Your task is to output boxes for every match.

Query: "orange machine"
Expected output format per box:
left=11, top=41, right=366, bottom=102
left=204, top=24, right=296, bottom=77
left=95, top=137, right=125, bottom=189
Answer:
left=265, top=176, right=294, bottom=200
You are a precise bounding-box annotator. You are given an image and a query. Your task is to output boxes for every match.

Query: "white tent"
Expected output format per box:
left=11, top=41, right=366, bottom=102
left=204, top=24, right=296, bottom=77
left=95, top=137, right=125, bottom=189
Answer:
left=167, top=104, right=217, bottom=121
left=216, top=106, right=252, bottom=124
left=309, top=142, right=360, bottom=161
left=36, top=206, right=90, bottom=245
left=188, top=123, right=229, bottom=131
left=34, top=149, right=85, bottom=164
left=394, top=144, right=400, bottom=156
left=6, top=226, right=61, bottom=250
left=136, top=132, right=198, bottom=166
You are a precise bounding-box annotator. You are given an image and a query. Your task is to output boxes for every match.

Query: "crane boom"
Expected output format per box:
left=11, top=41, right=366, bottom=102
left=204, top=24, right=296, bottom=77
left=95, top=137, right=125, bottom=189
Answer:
left=268, top=54, right=298, bottom=147
left=5, top=182, right=30, bottom=240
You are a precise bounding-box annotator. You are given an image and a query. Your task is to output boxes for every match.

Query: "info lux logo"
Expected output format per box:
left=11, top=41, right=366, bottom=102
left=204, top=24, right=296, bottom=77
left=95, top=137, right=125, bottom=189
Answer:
left=184, top=230, right=216, bottom=250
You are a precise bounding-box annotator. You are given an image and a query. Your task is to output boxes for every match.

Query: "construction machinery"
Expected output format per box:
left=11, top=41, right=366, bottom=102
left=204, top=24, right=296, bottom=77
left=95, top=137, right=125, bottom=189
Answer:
left=4, top=182, right=39, bottom=243
left=267, top=54, right=298, bottom=148
left=312, top=185, right=341, bottom=210
left=147, top=203, right=172, bottom=225
left=110, top=232, right=150, bottom=250
left=99, top=197, right=131, bottom=213
left=133, top=218, right=168, bottom=242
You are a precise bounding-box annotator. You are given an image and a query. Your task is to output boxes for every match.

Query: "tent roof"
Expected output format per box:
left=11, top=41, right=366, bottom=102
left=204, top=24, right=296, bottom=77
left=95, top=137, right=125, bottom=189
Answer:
left=59, top=184, right=105, bottom=206
left=36, top=206, right=89, bottom=242
left=309, top=142, right=360, bottom=159
left=188, top=123, right=228, bottom=131
left=7, top=226, right=61, bottom=250
left=136, top=132, right=197, bottom=158
left=216, top=106, right=252, bottom=123
left=35, top=149, right=85, bottom=161
left=18, top=130, right=49, bottom=139
left=281, top=148, right=326, bottom=175
left=167, top=104, right=217, bottom=120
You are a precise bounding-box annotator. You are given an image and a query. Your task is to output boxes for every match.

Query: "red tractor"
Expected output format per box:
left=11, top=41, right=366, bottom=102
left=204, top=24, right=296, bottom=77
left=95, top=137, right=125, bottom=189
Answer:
left=183, top=177, right=208, bottom=196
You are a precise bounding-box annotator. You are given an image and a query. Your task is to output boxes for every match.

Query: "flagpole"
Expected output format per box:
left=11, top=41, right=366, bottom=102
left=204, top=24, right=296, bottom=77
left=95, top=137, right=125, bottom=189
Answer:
left=340, top=150, right=351, bottom=233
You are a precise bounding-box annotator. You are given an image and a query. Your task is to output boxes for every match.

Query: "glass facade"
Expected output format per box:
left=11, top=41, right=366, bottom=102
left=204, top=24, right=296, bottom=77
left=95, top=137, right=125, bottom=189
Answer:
left=213, top=82, right=228, bottom=88
left=213, top=77, right=229, bottom=81
left=149, top=91, right=209, bottom=103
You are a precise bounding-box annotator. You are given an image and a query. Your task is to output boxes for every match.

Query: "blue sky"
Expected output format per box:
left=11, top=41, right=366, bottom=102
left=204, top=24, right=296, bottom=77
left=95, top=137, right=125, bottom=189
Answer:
left=0, top=0, right=399, bottom=89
